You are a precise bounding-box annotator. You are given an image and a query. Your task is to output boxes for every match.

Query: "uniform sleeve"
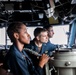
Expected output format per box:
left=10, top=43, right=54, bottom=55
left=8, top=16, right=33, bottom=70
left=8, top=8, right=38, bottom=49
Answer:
left=4, top=53, right=31, bottom=75
left=36, top=66, right=44, bottom=75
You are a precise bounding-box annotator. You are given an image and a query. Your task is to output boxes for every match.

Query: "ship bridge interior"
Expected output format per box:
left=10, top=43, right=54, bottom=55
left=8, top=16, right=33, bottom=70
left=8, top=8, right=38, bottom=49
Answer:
left=0, top=0, right=76, bottom=75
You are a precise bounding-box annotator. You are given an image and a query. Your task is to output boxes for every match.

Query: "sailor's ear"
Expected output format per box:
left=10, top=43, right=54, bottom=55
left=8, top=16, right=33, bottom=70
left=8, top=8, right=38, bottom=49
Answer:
left=14, top=33, right=19, bottom=40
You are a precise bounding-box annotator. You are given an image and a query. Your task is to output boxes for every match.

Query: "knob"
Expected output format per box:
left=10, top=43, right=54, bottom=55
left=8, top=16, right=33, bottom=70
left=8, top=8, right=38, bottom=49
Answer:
left=65, top=61, right=71, bottom=66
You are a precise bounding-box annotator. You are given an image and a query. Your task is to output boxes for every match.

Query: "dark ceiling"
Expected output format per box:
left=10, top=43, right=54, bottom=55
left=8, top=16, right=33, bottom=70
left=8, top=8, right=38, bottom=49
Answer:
left=0, top=0, right=76, bottom=26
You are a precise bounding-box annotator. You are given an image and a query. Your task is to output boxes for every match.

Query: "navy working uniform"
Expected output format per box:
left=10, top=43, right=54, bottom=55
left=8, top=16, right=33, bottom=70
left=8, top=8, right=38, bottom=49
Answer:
left=25, top=39, right=58, bottom=75
left=25, top=39, right=58, bottom=66
left=45, top=40, right=58, bottom=55
left=25, top=39, right=58, bottom=56
left=3, top=45, right=43, bottom=75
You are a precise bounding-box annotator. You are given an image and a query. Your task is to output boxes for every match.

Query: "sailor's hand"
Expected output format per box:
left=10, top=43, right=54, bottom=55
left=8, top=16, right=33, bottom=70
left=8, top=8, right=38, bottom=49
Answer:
left=39, top=54, right=50, bottom=68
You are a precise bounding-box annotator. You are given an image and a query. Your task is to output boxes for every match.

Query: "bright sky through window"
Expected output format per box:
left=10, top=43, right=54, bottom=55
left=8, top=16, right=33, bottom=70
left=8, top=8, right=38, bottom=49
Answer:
left=50, top=25, right=69, bottom=45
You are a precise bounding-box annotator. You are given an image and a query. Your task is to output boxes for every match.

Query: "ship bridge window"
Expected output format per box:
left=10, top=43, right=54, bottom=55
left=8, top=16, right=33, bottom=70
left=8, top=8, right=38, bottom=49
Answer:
left=50, top=25, right=69, bottom=45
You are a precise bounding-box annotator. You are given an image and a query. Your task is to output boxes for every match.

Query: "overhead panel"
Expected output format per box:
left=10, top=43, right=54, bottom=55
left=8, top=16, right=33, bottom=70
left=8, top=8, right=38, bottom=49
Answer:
left=48, top=0, right=59, bottom=24
left=49, top=16, right=59, bottom=24
left=0, top=0, right=75, bottom=25
left=5, top=4, right=14, bottom=11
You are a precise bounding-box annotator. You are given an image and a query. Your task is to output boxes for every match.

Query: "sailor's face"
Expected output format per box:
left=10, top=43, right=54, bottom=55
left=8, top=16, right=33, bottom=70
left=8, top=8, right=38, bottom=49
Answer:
left=48, top=27, right=54, bottom=38
left=38, top=31, right=48, bottom=43
left=18, top=24, right=31, bottom=44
